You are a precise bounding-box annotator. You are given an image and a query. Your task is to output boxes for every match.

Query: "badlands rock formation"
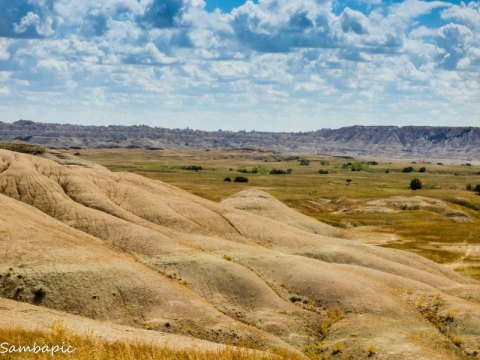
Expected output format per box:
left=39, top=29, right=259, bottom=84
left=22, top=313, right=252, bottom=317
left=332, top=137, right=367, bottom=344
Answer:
left=0, top=149, right=479, bottom=359
left=1, top=121, right=480, bottom=160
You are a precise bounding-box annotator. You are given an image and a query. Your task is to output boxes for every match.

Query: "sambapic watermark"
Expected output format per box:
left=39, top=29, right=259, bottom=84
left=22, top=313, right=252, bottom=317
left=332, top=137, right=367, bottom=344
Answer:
left=1, top=342, right=76, bottom=356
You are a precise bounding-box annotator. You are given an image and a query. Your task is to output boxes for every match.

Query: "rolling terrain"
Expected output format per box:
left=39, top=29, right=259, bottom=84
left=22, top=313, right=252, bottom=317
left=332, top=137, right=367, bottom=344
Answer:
left=1, top=120, right=480, bottom=161
left=1, top=147, right=480, bottom=359
left=77, top=147, right=480, bottom=281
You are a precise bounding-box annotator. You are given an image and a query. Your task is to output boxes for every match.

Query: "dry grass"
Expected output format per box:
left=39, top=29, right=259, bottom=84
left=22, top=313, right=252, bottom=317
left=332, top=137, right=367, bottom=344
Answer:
left=320, top=307, right=345, bottom=337
left=0, top=324, right=303, bottom=360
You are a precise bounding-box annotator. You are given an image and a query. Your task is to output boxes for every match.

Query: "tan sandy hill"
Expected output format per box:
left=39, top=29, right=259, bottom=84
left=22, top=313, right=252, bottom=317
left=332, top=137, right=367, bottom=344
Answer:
left=220, top=189, right=345, bottom=238
left=1, top=149, right=480, bottom=359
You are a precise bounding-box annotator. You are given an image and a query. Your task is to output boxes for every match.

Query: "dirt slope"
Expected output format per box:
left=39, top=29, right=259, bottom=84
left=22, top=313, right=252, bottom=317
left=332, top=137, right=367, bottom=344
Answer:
left=1, top=149, right=479, bottom=359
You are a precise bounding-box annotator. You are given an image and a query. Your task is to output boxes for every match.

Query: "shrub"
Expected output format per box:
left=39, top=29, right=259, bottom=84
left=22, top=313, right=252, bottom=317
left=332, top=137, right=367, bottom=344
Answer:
left=319, top=160, right=330, bottom=165
left=410, top=178, right=422, bottom=190
left=466, top=184, right=473, bottom=191
left=342, top=162, right=369, bottom=171
left=224, top=177, right=232, bottom=182
left=331, top=342, right=344, bottom=355
left=419, top=167, right=427, bottom=173
left=366, top=344, right=377, bottom=357
left=33, top=287, right=46, bottom=304
left=270, top=169, right=288, bottom=174
left=475, top=184, right=480, bottom=194
left=234, top=176, right=248, bottom=183
left=320, top=307, right=345, bottom=336
left=237, top=166, right=268, bottom=174
left=318, top=169, right=329, bottom=174
left=181, top=165, right=203, bottom=171
left=452, top=336, right=463, bottom=347
left=298, top=159, right=310, bottom=166
left=346, top=179, right=352, bottom=185
left=289, top=294, right=303, bottom=303
left=223, top=255, right=233, bottom=261
left=366, top=161, right=379, bottom=165
left=402, top=166, right=414, bottom=173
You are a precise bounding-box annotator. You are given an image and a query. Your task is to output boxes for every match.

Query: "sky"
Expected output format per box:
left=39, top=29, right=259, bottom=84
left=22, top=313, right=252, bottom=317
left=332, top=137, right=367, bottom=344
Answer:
left=0, top=0, right=479, bottom=131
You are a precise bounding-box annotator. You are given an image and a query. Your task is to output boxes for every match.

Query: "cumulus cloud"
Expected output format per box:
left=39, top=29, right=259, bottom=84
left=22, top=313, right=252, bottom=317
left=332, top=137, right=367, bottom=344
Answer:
left=0, top=38, right=11, bottom=60
left=441, top=1, right=480, bottom=29
left=0, top=0, right=478, bottom=129
left=0, top=0, right=57, bottom=38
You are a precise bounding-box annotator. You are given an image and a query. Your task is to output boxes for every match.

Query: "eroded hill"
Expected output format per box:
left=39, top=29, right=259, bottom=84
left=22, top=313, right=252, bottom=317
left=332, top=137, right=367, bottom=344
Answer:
left=0, top=149, right=479, bottom=359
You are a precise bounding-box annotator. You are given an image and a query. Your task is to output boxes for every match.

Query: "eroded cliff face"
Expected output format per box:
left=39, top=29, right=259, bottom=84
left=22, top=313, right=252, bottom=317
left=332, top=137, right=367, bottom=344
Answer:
left=1, top=121, right=480, bottom=160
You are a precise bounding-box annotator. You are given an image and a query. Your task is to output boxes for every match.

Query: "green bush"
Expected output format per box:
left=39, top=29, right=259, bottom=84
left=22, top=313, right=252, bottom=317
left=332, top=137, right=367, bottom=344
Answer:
left=289, top=294, right=303, bottom=303
left=270, top=169, right=289, bottom=174
left=237, top=166, right=269, bottom=174
left=342, top=162, right=370, bottom=172
left=410, top=178, right=422, bottom=190
left=402, top=166, right=414, bottom=173
left=234, top=176, right=249, bottom=183
left=181, top=165, right=203, bottom=171
left=298, top=159, right=310, bottom=166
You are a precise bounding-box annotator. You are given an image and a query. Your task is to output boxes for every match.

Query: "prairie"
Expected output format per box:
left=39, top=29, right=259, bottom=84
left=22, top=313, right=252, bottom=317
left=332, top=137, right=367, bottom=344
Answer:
left=77, top=148, right=480, bottom=280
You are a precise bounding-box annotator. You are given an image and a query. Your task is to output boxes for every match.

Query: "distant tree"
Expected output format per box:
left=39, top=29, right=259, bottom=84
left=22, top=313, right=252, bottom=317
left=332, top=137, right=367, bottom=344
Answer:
left=181, top=165, right=203, bottom=171
left=318, top=169, right=329, bottom=174
left=299, top=159, right=310, bottom=166
left=270, top=169, right=288, bottom=174
left=410, top=178, right=422, bottom=190
left=287, top=169, right=293, bottom=174
left=466, top=184, right=473, bottom=191
left=346, top=179, right=352, bottom=185
left=437, top=162, right=444, bottom=166
left=475, top=184, right=480, bottom=194
left=402, top=166, right=414, bottom=173
left=419, top=167, right=427, bottom=173
left=234, top=176, right=249, bottom=183
left=366, top=161, right=379, bottom=165
left=224, top=177, right=232, bottom=182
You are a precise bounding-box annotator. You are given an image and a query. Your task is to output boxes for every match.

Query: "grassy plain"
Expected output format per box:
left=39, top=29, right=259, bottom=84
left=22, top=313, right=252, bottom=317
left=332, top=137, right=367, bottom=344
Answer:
left=76, top=148, right=480, bottom=280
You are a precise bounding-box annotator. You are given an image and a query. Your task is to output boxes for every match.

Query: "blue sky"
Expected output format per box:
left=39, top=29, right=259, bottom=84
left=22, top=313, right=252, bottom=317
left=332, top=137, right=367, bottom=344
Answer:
left=0, top=0, right=479, bottom=131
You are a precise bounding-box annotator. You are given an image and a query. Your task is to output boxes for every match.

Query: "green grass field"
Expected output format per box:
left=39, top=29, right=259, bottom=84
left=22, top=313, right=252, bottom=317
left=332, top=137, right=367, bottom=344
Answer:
left=76, top=148, right=480, bottom=280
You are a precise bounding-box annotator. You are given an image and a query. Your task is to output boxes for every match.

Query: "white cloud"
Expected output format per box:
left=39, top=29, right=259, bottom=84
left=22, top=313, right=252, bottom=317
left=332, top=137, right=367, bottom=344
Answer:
left=0, top=38, right=11, bottom=60
left=0, top=0, right=478, bottom=129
